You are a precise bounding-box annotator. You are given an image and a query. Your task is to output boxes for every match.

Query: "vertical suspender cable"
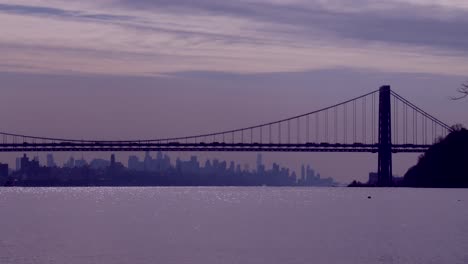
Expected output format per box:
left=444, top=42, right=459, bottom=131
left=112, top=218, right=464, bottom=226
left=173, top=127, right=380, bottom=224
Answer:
left=334, top=107, right=338, bottom=144
left=353, top=100, right=356, bottom=143
left=269, top=125, right=272, bottom=144
left=325, top=110, right=328, bottom=143
left=279, top=122, right=281, bottom=144
left=297, top=118, right=300, bottom=144
left=363, top=97, right=366, bottom=144
left=344, top=104, right=348, bottom=144
left=316, top=113, right=319, bottom=143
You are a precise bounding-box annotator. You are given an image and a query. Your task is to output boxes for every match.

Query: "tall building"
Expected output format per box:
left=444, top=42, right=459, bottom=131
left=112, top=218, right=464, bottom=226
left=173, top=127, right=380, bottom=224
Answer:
left=19, top=154, right=39, bottom=171
left=368, top=172, right=378, bottom=185
left=144, top=151, right=152, bottom=171
left=64, top=156, right=75, bottom=168
left=301, top=164, right=306, bottom=181
left=256, top=153, right=264, bottom=173
left=228, top=161, right=235, bottom=173
left=47, top=154, right=56, bottom=168
left=15, top=157, right=21, bottom=171
left=236, top=164, right=241, bottom=174
left=89, top=159, right=110, bottom=169
left=21, top=154, right=29, bottom=170
left=128, top=155, right=140, bottom=170
left=189, top=156, right=200, bottom=173
left=156, top=151, right=163, bottom=161
left=0, top=162, right=8, bottom=185
left=74, top=158, right=87, bottom=168
left=291, top=171, right=297, bottom=181
left=110, top=154, right=116, bottom=167
left=0, top=163, right=8, bottom=178
left=109, top=154, right=124, bottom=170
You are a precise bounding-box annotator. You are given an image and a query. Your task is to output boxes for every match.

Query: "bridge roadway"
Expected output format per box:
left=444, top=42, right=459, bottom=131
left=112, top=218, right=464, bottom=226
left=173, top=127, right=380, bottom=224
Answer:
left=0, top=87, right=450, bottom=186
left=0, top=142, right=430, bottom=153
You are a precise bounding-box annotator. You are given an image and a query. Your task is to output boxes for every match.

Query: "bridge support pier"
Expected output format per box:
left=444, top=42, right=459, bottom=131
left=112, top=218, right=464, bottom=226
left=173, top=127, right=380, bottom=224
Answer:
left=378, top=85, right=393, bottom=186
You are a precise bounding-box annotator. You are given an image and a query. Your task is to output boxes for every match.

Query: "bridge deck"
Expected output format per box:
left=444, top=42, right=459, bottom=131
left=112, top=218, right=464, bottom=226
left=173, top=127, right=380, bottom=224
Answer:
left=0, top=142, right=429, bottom=153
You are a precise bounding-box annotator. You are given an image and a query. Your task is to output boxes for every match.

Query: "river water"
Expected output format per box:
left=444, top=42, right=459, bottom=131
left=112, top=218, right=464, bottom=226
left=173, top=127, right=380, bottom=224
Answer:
left=0, top=187, right=467, bottom=264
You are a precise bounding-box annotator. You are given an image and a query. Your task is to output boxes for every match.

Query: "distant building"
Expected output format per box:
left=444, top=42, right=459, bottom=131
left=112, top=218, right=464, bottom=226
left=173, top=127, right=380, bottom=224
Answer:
left=177, top=156, right=200, bottom=174
left=291, top=171, right=297, bottom=180
left=0, top=162, right=8, bottom=185
left=228, top=161, right=235, bottom=173
left=15, top=157, right=21, bottom=171
left=74, top=158, right=87, bottom=168
left=110, top=154, right=116, bottom=167
left=128, top=155, right=141, bottom=170
left=236, top=164, right=241, bottom=174
left=4, top=152, right=337, bottom=187
left=256, top=153, right=265, bottom=175
left=301, top=164, right=305, bottom=182
left=19, top=154, right=40, bottom=171
left=128, top=152, right=171, bottom=172
left=144, top=151, right=152, bottom=171
left=89, top=159, right=110, bottom=170
left=64, top=156, right=75, bottom=168
left=46, top=154, right=56, bottom=168
left=21, top=154, right=30, bottom=170
left=0, top=163, right=8, bottom=178
left=368, top=172, right=378, bottom=185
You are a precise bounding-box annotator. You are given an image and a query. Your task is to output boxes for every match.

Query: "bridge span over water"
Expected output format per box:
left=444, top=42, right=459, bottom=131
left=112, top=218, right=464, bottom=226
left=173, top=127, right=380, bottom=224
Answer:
left=1, top=86, right=452, bottom=186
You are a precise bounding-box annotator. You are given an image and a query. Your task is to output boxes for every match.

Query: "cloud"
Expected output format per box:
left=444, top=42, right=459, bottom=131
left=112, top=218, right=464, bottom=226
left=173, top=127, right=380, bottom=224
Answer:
left=0, top=0, right=467, bottom=76
left=115, top=0, right=468, bottom=52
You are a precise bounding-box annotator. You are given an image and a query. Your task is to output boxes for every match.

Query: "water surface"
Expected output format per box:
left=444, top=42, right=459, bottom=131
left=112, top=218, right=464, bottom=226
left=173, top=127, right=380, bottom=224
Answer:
left=0, top=187, right=467, bottom=264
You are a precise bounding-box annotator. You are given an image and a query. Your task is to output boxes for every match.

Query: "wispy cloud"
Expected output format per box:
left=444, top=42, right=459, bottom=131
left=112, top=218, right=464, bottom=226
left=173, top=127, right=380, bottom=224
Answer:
left=0, top=0, right=467, bottom=76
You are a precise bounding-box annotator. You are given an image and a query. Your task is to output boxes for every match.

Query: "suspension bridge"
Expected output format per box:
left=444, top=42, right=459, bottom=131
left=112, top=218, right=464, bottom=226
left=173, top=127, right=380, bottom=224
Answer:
left=0, top=86, right=452, bottom=186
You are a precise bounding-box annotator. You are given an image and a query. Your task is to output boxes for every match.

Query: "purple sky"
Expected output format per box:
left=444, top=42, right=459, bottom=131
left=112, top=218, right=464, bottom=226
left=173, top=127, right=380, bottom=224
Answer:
left=0, top=0, right=467, bottom=182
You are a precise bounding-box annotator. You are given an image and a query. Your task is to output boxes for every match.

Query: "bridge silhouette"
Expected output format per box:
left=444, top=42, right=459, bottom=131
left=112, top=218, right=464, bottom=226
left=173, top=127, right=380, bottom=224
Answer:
left=1, top=86, right=452, bottom=186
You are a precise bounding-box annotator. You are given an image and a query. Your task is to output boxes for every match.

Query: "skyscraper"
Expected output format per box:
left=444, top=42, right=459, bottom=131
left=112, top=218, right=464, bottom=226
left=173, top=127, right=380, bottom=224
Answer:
left=47, top=154, right=56, bottom=168
left=256, top=153, right=265, bottom=175
left=15, top=157, right=21, bottom=171
left=0, top=163, right=8, bottom=178
left=301, top=164, right=305, bottom=181
left=74, top=158, right=87, bottom=168
left=144, top=151, right=152, bottom=171
left=128, top=155, right=140, bottom=170
left=64, top=156, right=75, bottom=168
left=110, top=154, right=116, bottom=168
left=20, top=154, right=29, bottom=170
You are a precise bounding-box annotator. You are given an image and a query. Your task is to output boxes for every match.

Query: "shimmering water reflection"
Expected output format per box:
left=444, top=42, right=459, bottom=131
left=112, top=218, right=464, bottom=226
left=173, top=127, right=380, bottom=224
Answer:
left=0, top=187, right=467, bottom=264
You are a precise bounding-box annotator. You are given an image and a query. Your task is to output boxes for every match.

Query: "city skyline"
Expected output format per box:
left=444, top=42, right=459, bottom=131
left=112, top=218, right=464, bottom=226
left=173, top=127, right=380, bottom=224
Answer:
left=2, top=152, right=337, bottom=187
left=11, top=152, right=327, bottom=178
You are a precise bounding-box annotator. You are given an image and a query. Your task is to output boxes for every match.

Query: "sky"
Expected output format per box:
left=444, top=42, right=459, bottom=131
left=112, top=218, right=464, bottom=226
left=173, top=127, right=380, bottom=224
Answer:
left=0, top=0, right=467, bottom=183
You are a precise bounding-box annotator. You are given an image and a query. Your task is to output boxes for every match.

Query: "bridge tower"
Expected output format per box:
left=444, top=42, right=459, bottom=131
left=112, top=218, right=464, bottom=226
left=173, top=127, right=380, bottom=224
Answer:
left=378, top=85, right=393, bottom=186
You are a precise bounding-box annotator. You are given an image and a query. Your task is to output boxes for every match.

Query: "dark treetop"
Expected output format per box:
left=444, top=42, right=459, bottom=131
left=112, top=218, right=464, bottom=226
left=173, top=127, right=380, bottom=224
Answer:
left=403, top=126, right=468, bottom=188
